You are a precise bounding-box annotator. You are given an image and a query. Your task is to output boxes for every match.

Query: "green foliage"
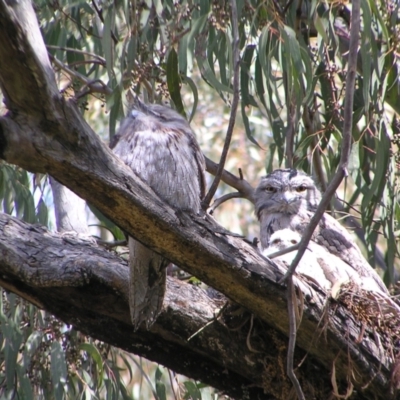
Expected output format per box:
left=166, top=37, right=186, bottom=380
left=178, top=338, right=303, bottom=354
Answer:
left=1, top=0, right=400, bottom=397
left=1, top=289, right=220, bottom=399
left=0, top=165, right=50, bottom=226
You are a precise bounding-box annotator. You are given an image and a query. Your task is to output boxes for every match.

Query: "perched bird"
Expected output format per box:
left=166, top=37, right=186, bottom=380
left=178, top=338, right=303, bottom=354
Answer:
left=110, top=101, right=206, bottom=329
left=263, top=229, right=384, bottom=293
left=263, top=229, right=332, bottom=290
left=255, top=169, right=388, bottom=295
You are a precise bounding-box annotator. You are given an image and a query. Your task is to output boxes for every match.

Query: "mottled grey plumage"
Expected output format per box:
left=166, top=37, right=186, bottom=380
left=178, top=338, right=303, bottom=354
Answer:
left=255, top=169, right=388, bottom=295
left=110, top=101, right=206, bottom=329
left=264, top=229, right=386, bottom=293
left=263, top=229, right=332, bottom=290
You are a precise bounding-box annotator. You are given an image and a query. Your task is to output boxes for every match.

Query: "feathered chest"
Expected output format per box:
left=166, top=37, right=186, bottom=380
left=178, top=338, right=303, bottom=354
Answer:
left=112, top=129, right=202, bottom=211
left=259, top=209, right=316, bottom=249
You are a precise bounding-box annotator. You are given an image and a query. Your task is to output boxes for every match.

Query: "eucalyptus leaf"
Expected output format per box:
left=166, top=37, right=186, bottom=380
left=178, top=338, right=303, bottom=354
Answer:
left=167, top=48, right=185, bottom=116
left=51, top=342, right=68, bottom=400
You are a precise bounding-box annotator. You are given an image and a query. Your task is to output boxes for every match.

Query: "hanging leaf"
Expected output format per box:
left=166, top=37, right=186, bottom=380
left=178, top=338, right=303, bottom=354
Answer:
left=167, top=48, right=185, bottom=116
left=51, top=342, right=68, bottom=400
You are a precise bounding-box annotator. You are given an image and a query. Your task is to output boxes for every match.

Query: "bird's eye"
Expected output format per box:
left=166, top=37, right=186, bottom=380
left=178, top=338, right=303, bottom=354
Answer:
left=272, top=239, right=281, bottom=245
left=158, top=114, right=167, bottom=121
left=290, top=239, right=297, bottom=245
left=149, top=110, right=165, bottom=120
left=295, top=185, right=307, bottom=192
left=264, top=186, right=277, bottom=193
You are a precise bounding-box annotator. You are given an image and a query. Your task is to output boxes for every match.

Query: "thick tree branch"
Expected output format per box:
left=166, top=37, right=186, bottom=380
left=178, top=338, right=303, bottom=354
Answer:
left=0, top=214, right=268, bottom=399
left=0, top=0, right=397, bottom=398
left=205, top=156, right=255, bottom=202
left=0, top=212, right=392, bottom=399
left=0, top=0, right=60, bottom=115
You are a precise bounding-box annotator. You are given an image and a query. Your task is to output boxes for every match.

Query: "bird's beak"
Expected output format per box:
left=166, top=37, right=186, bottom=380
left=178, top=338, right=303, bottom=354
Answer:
left=281, top=192, right=296, bottom=204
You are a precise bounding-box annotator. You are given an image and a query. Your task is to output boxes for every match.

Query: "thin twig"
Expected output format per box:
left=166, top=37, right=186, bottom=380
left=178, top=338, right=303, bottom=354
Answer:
left=285, top=92, right=297, bottom=168
left=279, top=0, right=360, bottom=283
left=167, top=369, right=178, bottom=400
left=205, top=157, right=255, bottom=202
left=128, top=356, right=160, bottom=400
left=286, top=276, right=305, bottom=400
left=50, top=54, right=112, bottom=96
left=283, top=0, right=297, bottom=14
left=187, top=303, right=228, bottom=341
left=68, top=60, right=107, bottom=68
left=246, top=314, right=260, bottom=353
left=302, top=104, right=328, bottom=192
left=210, top=192, right=243, bottom=213
left=46, top=45, right=106, bottom=64
left=91, top=0, right=119, bottom=45
left=59, top=9, right=101, bottom=39
left=271, top=0, right=284, bottom=16
left=202, top=0, right=240, bottom=209
left=266, top=243, right=299, bottom=260
left=75, top=80, right=112, bottom=99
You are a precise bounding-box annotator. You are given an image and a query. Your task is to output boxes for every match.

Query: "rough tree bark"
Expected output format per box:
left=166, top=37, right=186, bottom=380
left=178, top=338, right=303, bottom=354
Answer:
left=0, top=213, right=327, bottom=400
left=0, top=0, right=397, bottom=399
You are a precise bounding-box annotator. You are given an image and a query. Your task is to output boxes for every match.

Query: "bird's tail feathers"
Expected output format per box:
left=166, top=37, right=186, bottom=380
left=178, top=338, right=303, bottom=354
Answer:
left=128, top=237, right=168, bottom=330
